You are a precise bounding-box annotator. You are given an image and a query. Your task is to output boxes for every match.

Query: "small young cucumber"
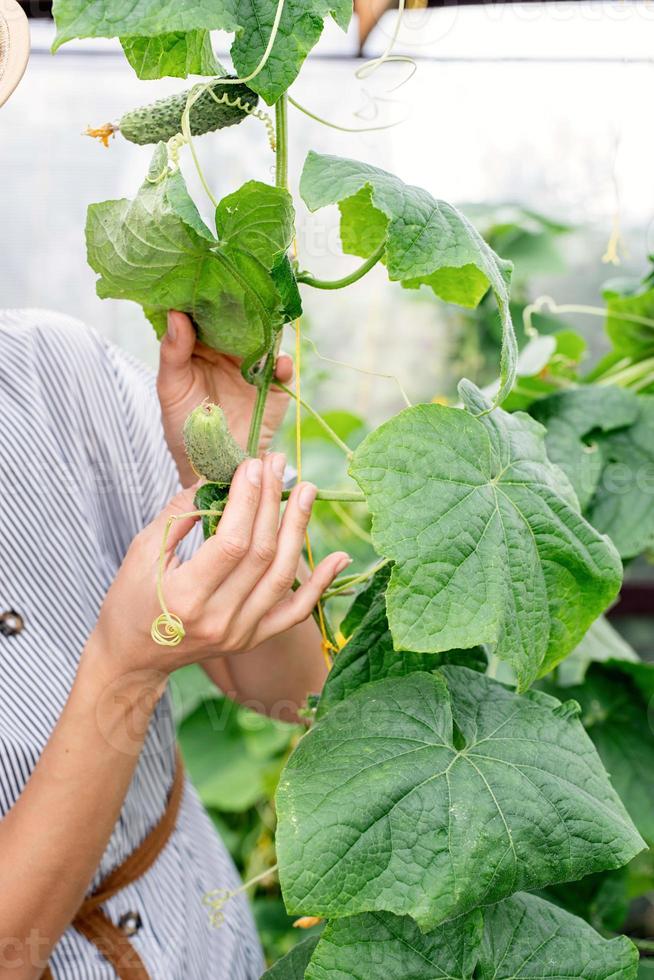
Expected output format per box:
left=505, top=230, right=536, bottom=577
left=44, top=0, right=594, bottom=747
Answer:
left=119, top=79, right=259, bottom=145
left=183, top=402, right=246, bottom=484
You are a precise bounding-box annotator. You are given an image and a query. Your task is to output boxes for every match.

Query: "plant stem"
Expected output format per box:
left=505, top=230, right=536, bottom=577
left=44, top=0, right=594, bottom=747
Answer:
left=323, top=558, right=390, bottom=600
left=328, top=500, right=372, bottom=543
left=296, top=241, right=385, bottom=291
left=191, top=489, right=365, bottom=516
left=595, top=355, right=654, bottom=389
left=246, top=361, right=275, bottom=457
left=275, top=94, right=288, bottom=189
left=632, top=937, right=654, bottom=954
left=245, top=94, right=289, bottom=455
left=274, top=381, right=353, bottom=457
left=303, top=489, right=365, bottom=503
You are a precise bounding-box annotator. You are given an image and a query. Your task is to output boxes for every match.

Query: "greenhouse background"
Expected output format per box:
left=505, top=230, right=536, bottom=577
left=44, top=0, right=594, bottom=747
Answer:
left=2, top=0, right=654, bottom=971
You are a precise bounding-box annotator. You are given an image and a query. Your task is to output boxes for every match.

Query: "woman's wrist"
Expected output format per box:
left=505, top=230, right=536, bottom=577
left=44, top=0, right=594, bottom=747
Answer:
left=78, top=633, right=169, bottom=757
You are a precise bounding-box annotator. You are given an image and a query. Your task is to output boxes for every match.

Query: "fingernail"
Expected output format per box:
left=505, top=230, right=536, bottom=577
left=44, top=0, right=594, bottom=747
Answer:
left=298, top=483, right=317, bottom=513
left=166, top=311, right=177, bottom=342
left=271, top=452, right=286, bottom=481
left=246, top=458, right=263, bottom=487
left=335, top=555, right=353, bottom=575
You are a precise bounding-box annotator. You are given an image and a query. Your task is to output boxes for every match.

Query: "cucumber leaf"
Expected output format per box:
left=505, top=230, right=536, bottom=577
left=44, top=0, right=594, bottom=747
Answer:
left=530, top=386, right=639, bottom=509
left=271, top=255, right=303, bottom=322
left=307, top=909, right=481, bottom=979
left=215, top=181, right=295, bottom=270
left=556, top=615, right=639, bottom=687
left=194, top=481, right=230, bottom=539
left=52, top=0, right=238, bottom=50
left=586, top=395, right=654, bottom=560
left=276, top=668, right=643, bottom=930
left=604, top=274, right=654, bottom=359
left=318, top=567, right=485, bottom=716
left=120, top=30, right=222, bottom=79
left=53, top=0, right=351, bottom=104
left=300, top=152, right=517, bottom=406
left=230, top=0, right=353, bottom=105
left=340, top=565, right=391, bottom=638
left=349, top=383, right=623, bottom=690
left=560, top=661, right=654, bottom=846
left=305, top=895, right=638, bottom=979
left=86, top=166, right=291, bottom=359
left=261, top=935, right=321, bottom=979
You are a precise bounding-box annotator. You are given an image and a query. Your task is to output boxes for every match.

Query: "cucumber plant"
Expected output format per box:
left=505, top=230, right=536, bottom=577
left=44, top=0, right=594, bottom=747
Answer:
left=53, top=1, right=654, bottom=974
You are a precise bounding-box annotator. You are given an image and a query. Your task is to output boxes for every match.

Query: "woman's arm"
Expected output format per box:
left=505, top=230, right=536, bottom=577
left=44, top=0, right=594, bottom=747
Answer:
left=0, top=642, right=164, bottom=978
left=200, top=597, right=328, bottom=722
left=0, top=472, right=347, bottom=977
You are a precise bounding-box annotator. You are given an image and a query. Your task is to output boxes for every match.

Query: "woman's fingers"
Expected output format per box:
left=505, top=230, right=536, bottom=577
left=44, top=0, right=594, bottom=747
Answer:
left=140, top=485, right=201, bottom=559
left=184, top=459, right=263, bottom=595
left=240, top=481, right=319, bottom=623
left=212, top=453, right=287, bottom=604
left=253, top=551, right=351, bottom=644
left=274, top=353, right=294, bottom=384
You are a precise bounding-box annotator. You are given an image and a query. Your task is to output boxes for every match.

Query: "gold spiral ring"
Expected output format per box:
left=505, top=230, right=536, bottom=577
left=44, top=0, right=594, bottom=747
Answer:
left=151, top=613, right=185, bottom=647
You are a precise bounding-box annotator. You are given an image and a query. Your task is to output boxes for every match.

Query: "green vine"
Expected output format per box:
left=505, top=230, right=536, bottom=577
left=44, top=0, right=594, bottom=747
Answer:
left=296, top=241, right=386, bottom=291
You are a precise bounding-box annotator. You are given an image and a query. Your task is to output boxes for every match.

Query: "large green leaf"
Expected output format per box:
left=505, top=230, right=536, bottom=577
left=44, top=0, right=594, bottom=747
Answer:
left=262, top=935, right=321, bottom=979
left=52, top=0, right=237, bottom=50
left=86, top=165, right=286, bottom=358
left=531, top=386, right=639, bottom=509
left=349, top=383, right=623, bottom=690
left=120, top=30, right=221, bottom=79
left=586, top=396, right=654, bottom=560
left=318, top=567, right=486, bottom=715
left=230, top=0, right=353, bottom=105
left=339, top=565, right=391, bottom=639
left=276, top=668, right=643, bottom=930
left=544, top=848, right=654, bottom=938
left=300, top=152, right=517, bottom=405
left=215, top=181, right=295, bottom=270
left=307, top=908, right=481, bottom=979
left=556, top=615, right=638, bottom=687
left=53, top=0, right=351, bottom=102
left=563, top=661, right=654, bottom=846
left=305, top=894, right=638, bottom=979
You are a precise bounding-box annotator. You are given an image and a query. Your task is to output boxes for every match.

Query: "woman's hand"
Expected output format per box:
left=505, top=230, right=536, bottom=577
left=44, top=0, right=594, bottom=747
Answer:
left=157, top=310, right=293, bottom=485
left=92, top=454, right=350, bottom=681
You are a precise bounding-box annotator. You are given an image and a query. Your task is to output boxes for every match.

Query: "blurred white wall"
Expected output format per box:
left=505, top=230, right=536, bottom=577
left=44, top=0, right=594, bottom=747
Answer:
left=1, top=1, right=653, bottom=413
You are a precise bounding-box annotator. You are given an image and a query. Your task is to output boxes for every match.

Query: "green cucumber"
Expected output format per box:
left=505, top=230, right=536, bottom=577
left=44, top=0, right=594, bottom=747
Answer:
left=183, top=402, right=246, bottom=484
left=118, top=78, right=259, bottom=145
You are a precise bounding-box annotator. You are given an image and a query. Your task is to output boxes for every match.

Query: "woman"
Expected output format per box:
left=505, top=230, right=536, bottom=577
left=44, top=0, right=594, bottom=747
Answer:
left=0, top=24, right=349, bottom=973
left=0, top=302, right=350, bottom=980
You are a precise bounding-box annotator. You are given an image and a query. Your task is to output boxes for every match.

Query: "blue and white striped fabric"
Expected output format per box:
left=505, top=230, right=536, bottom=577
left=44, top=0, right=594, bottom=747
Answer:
left=0, top=309, right=265, bottom=979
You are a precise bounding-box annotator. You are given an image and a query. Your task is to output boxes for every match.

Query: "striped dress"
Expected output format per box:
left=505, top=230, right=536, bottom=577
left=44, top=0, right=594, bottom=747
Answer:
left=0, top=309, right=265, bottom=979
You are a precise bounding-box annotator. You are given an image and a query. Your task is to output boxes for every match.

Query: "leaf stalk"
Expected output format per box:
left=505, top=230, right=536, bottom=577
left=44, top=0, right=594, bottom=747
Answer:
left=296, top=241, right=386, bottom=291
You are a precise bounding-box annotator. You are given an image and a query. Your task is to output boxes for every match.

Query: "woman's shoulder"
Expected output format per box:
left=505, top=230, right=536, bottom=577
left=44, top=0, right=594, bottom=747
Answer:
left=0, top=307, right=155, bottom=395
left=0, top=307, right=107, bottom=371
left=0, top=307, right=92, bottom=339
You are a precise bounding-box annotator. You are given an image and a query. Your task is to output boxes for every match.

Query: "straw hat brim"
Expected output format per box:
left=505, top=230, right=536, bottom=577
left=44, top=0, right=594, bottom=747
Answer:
left=0, top=0, right=30, bottom=108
